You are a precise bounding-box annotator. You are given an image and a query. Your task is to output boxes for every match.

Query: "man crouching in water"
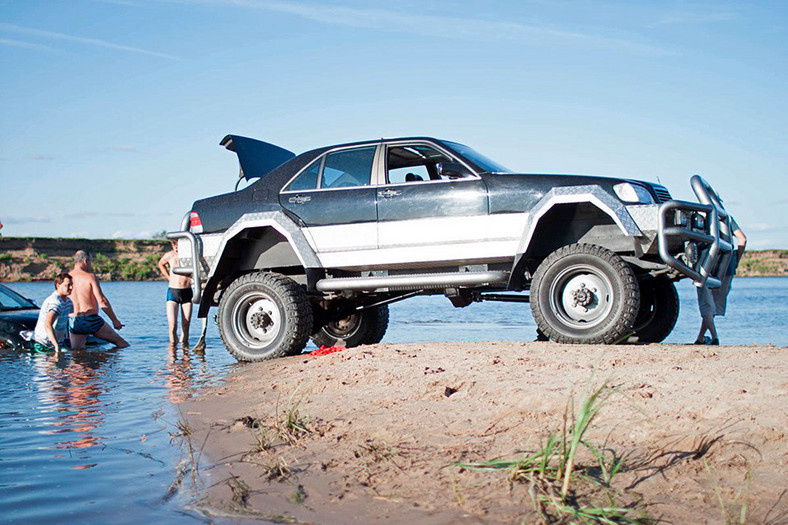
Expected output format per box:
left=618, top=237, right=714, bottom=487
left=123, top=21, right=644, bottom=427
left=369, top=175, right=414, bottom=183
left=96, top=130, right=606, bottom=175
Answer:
left=69, top=250, right=129, bottom=349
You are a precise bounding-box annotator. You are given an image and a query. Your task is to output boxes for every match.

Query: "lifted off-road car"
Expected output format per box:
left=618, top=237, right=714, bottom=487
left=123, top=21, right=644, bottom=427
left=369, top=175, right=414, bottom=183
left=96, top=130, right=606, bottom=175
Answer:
left=169, top=135, right=738, bottom=361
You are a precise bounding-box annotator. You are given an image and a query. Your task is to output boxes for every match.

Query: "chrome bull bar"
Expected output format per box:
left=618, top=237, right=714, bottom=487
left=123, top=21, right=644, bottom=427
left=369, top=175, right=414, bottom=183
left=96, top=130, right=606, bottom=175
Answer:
left=658, top=175, right=734, bottom=289
left=166, top=212, right=206, bottom=304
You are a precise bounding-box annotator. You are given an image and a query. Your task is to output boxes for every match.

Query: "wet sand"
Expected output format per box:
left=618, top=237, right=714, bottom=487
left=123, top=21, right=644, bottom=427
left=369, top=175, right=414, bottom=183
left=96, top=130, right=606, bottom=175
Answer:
left=181, top=341, right=788, bottom=523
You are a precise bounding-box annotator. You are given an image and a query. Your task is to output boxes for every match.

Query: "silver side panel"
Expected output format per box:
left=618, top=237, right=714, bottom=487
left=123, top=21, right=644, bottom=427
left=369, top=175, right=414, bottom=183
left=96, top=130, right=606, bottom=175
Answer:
left=312, top=213, right=527, bottom=269
left=316, top=241, right=517, bottom=270
left=303, top=222, right=377, bottom=253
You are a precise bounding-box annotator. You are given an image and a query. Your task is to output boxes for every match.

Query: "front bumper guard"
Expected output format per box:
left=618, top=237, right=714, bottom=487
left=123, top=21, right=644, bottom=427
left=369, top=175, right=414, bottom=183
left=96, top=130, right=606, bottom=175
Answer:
left=658, top=175, right=734, bottom=289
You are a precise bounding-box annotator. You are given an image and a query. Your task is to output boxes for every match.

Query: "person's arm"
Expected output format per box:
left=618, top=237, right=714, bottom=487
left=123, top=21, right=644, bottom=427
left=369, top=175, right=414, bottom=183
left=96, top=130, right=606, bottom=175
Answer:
left=734, top=228, right=747, bottom=261
left=157, top=252, right=173, bottom=281
left=44, top=311, right=61, bottom=354
left=92, top=277, right=123, bottom=330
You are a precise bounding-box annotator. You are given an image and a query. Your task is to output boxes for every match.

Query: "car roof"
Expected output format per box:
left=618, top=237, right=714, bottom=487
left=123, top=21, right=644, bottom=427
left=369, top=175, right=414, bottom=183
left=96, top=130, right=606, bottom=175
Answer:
left=300, top=136, right=449, bottom=155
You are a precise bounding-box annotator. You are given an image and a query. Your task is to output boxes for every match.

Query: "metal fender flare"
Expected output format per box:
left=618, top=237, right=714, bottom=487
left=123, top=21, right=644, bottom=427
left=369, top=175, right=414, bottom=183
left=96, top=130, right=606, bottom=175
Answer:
left=510, top=186, right=641, bottom=285
left=208, top=211, right=321, bottom=281
left=168, top=211, right=321, bottom=313
left=517, top=185, right=641, bottom=255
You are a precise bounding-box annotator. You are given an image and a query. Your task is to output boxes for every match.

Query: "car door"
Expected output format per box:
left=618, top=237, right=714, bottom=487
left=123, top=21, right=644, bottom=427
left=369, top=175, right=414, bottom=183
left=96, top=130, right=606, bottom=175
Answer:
left=376, top=142, right=491, bottom=265
left=280, top=145, right=380, bottom=261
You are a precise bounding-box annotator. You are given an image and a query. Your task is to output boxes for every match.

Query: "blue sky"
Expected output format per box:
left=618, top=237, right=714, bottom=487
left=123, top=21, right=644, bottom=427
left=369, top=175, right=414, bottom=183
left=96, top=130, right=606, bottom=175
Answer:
left=1, top=0, right=785, bottom=248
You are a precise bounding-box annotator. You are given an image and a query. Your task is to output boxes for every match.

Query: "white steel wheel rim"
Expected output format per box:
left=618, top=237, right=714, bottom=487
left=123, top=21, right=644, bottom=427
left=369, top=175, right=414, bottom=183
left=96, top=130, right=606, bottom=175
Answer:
left=231, top=292, right=282, bottom=349
left=549, top=264, right=614, bottom=328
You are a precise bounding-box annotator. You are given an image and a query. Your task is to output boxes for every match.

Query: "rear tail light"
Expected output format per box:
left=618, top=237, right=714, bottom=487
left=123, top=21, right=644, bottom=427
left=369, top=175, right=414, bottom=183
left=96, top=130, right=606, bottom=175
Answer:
left=189, top=212, right=203, bottom=233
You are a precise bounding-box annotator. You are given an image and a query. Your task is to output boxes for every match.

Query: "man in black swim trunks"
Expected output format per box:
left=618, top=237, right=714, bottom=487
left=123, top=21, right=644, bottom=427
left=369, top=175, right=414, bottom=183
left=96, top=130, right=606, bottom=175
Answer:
left=69, top=250, right=129, bottom=349
left=158, top=241, right=193, bottom=345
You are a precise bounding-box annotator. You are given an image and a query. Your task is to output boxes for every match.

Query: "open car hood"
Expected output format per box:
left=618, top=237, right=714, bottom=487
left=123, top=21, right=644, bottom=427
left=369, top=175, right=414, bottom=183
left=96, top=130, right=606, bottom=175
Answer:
left=220, top=134, right=296, bottom=181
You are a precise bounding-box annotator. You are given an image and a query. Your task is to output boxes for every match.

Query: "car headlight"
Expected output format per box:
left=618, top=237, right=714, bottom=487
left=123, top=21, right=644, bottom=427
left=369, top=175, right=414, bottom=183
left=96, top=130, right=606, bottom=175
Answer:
left=613, top=183, right=655, bottom=204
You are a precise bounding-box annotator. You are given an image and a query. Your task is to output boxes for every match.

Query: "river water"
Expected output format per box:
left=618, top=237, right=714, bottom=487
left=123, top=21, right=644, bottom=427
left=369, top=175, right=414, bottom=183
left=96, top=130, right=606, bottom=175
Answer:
left=1, top=278, right=786, bottom=523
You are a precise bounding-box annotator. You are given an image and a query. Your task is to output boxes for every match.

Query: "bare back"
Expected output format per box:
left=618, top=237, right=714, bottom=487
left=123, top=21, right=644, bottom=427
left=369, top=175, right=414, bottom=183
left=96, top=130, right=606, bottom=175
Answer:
left=69, top=267, right=102, bottom=315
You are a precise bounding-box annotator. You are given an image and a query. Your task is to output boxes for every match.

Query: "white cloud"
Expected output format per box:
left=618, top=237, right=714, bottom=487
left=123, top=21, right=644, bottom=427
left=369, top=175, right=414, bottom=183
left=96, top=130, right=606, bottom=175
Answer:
left=746, top=223, right=775, bottom=233
left=186, top=0, right=674, bottom=56
left=0, top=23, right=180, bottom=60
left=746, top=237, right=783, bottom=250
left=649, top=5, right=741, bottom=27
left=0, top=37, right=63, bottom=53
left=4, top=216, right=52, bottom=224
left=105, top=146, right=139, bottom=153
left=65, top=211, right=136, bottom=220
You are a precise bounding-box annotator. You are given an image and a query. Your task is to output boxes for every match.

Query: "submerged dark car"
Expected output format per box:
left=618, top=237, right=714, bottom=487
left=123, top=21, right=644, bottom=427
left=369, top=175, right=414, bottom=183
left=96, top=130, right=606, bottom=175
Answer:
left=0, top=284, right=39, bottom=349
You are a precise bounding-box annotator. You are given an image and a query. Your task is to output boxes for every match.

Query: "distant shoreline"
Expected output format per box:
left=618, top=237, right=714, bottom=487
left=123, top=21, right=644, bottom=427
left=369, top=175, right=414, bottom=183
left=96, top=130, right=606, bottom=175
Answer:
left=1, top=236, right=786, bottom=281
left=0, top=236, right=169, bottom=282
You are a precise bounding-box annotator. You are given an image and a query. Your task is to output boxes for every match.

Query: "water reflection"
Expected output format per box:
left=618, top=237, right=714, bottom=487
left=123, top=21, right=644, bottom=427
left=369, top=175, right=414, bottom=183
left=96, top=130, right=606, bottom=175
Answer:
left=160, top=344, right=207, bottom=403
left=32, top=348, right=118, bottom=456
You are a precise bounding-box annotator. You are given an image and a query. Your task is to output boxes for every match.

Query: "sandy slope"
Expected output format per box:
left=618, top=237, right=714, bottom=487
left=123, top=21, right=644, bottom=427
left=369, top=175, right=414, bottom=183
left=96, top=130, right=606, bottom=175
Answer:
left=181, top=342, right=788, bottom=524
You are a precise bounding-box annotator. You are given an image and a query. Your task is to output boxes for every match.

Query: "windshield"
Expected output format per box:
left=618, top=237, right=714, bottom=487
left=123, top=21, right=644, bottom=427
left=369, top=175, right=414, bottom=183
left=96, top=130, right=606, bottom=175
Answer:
left=444, top=141, right=511, bottom=174
left=0, top=284, right=37, bottom=311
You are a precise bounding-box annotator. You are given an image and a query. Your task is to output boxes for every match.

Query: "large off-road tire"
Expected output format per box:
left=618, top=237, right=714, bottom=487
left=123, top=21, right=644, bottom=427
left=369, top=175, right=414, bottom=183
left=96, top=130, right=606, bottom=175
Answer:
left=218, top=272, right=312, bottom=362
left=530, top=244, right=640, bottom=344
left=311, top=304, right=389, bottom=348
left=630, top=275, right=679, bottom=343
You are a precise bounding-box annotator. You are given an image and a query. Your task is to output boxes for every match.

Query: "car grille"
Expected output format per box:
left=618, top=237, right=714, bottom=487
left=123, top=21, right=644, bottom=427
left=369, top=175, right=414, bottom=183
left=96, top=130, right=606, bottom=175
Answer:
left=652, top=185, right=672, bottom=203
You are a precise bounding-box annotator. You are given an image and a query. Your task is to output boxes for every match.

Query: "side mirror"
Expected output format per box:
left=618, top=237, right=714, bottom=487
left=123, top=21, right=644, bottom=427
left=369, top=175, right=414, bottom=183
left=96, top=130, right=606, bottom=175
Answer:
left=436, top=161, right=468, bottom=179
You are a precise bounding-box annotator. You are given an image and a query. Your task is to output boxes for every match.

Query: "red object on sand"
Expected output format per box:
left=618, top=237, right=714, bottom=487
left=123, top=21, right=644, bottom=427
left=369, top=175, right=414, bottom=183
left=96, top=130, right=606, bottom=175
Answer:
left=310, top=345, right=346, bottom=356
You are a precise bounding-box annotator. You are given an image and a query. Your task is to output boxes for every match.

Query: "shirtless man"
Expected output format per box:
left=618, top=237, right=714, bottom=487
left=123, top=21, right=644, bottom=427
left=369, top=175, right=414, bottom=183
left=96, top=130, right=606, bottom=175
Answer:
left=157, top=241, right=193, bottom=345
left=69, top=250, right=129, bottom=349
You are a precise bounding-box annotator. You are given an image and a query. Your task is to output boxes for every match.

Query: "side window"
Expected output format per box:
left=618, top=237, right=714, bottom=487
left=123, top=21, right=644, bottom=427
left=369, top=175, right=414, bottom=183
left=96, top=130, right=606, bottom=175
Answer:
left=386, top=145, right=454, bottom=183
left=321, top=147, right=376, bottom=189
left=388, top=165, right=430, bottom=184
left=285, top=158, right=321, bottom=191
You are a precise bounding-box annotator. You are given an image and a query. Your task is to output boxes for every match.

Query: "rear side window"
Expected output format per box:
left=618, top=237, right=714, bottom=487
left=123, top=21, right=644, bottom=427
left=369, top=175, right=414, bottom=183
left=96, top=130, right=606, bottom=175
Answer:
left=321, top=147, right=376, bottom=189
left=286, top=158, right=321, bottom=191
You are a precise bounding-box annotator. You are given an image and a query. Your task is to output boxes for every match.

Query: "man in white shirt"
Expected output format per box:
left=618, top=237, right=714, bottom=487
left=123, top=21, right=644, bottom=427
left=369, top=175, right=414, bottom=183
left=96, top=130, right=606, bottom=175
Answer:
left=33, top=273, right=74, bottom=354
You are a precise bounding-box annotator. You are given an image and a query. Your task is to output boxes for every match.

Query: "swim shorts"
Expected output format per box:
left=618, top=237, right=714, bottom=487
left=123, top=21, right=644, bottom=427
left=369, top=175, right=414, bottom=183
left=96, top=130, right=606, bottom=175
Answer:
left=69, top=315, right=105, bottom=335
left=167, top=287, right=193, bottom=304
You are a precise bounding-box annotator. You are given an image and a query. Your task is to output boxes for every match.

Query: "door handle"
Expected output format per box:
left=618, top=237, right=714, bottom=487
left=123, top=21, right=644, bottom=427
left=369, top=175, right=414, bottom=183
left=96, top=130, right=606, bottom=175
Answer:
left=288, top=194, right=312, bottom=205
left=378, top=189, right=402, bottom=199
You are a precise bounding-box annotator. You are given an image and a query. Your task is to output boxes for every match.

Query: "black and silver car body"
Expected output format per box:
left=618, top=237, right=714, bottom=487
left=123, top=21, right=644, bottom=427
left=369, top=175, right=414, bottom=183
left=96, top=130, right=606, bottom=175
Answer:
left=169, top=135, right=738, bottom=361
left=0, top=284, right=39, bottom=349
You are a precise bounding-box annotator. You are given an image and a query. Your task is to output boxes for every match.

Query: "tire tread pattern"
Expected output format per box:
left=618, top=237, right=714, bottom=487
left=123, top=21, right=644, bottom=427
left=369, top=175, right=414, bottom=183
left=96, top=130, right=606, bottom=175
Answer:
left=531, top=243, right=639, bottom=344
left=218, top=272, right=312, bottom=362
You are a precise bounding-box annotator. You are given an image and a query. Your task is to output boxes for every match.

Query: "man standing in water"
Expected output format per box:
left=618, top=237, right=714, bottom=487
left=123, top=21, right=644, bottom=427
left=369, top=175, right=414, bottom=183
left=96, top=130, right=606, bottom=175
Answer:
left=157, top=241, right=192, bottom=345
left=69, top=250, right=129, bottom=349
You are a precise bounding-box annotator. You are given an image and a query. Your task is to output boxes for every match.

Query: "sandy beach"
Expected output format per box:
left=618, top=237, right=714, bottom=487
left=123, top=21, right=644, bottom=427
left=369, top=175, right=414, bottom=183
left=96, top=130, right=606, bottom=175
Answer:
left=181, top=341, right=788, bottom=524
